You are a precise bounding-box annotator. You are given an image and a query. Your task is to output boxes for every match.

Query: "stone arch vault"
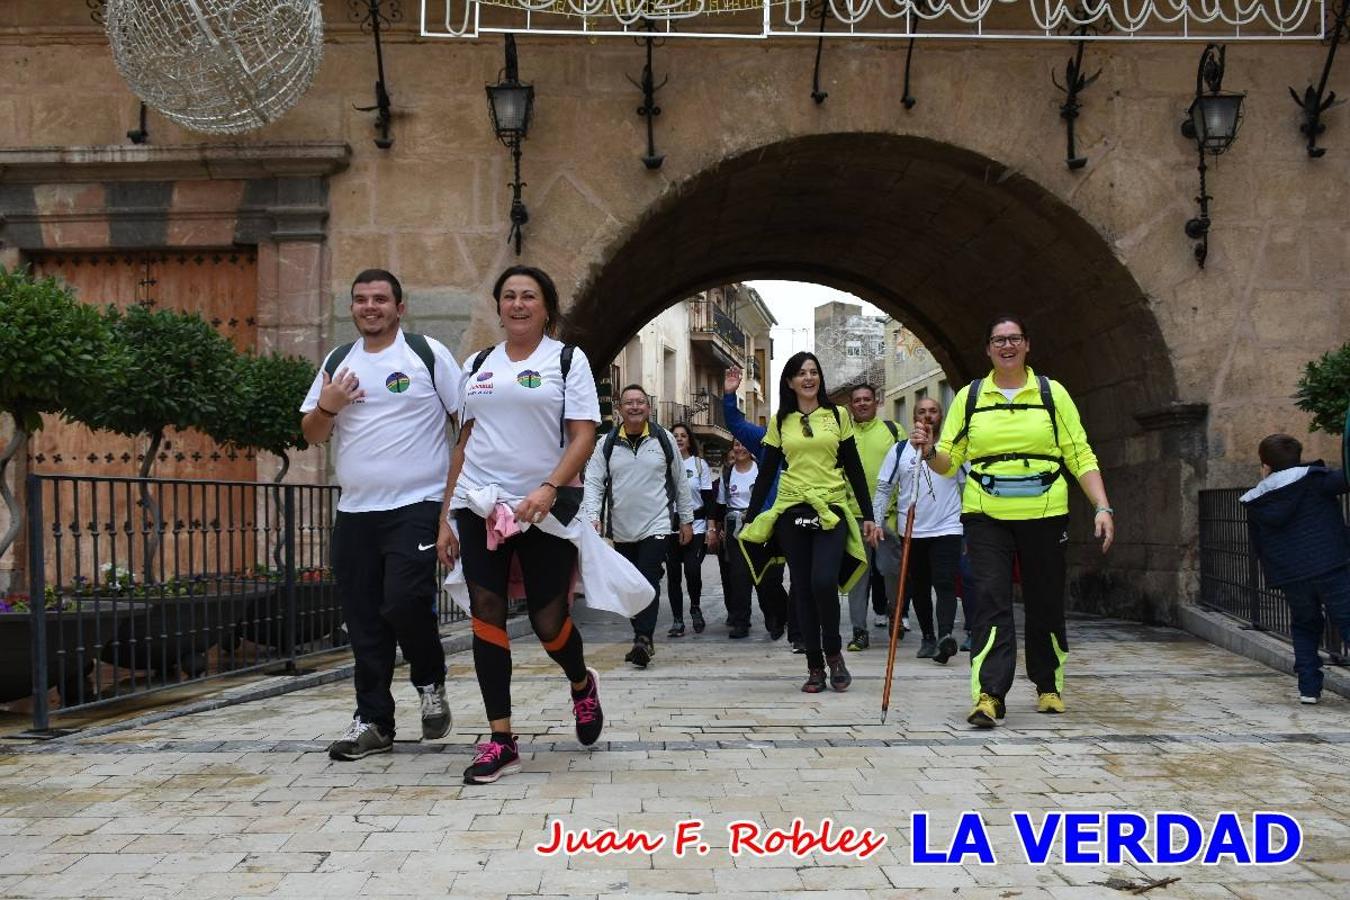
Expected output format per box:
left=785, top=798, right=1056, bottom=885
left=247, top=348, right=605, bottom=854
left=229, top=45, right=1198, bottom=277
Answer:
left=568, top=132, right=1198, bottom=623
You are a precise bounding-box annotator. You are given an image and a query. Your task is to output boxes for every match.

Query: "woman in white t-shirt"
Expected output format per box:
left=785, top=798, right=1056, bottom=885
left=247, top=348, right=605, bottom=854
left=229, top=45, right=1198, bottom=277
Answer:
left=437, top=265, right=603, bottom=785
left=869, top=398, right=965, bottom=665
left=667, top=423, right=714, bottom=637
left=713, top=439, right=761, bottom=641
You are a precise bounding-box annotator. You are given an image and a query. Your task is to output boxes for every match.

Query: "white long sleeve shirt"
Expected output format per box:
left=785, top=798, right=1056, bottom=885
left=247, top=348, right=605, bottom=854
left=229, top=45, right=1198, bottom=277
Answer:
left=583, top=423, right=694, bottom=543
left=873, top=442, right=964, bottom=538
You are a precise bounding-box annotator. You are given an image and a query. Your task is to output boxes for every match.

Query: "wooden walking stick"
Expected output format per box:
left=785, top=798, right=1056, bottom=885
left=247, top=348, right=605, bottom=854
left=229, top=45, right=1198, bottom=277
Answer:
left=880, top=450, right=927, bottom=724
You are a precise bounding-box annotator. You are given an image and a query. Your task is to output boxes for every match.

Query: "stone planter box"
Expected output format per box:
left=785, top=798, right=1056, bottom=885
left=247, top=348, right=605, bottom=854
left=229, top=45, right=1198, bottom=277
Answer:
left=0, top=600, right=149, bottom=705
left=100, top=587, right=273, bottom=678
left=235, top=581, right=346, bottom=654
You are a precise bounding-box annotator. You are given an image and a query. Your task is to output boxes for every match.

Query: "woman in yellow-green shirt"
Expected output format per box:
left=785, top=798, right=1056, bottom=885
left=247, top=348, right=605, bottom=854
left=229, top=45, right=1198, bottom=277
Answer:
left=911, top=316, right=1114, bottom=728
left=741, top=352, right=876, bottom=694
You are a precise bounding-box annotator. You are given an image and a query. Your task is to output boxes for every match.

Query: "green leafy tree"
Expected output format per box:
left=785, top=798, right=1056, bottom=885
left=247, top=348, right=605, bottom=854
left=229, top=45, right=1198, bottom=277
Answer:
left=209, top=351, right=316, bottom=482
left=71, top=304, right=239, bottom=478
left=0, top=267, right=115, bottom=560
left=67, top=305, right=239, bottom=580
left=1295, top=343, right=1350, bottom=436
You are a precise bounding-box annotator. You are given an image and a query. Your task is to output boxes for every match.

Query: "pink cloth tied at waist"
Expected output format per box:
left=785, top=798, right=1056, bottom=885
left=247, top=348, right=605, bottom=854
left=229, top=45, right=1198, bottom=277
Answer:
left=484, top=500, right=580, bottom=602
left=484, top=501, right=522, bottom=550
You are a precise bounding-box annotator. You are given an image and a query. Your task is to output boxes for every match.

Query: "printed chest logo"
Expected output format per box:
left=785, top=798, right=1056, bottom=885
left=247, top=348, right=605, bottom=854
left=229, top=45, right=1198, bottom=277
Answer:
left=386, top=372, right=411, bottom=393
left=476, top=371, right=493, bottom=382
left=517, top=370, right=543, bottom=388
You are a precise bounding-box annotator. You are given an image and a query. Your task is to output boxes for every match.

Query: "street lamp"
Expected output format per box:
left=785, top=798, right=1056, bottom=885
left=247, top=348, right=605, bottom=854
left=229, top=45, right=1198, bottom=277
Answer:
left=486, top=34, right=534, bottom=256
left=1180, top=43, right=1245, bottom=269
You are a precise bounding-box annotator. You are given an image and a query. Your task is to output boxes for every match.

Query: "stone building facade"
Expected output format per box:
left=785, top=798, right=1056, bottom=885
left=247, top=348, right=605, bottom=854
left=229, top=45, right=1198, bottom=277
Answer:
left=883, top=319, right=952, bottom=429
left=1, top=2, right=1347, bottom=620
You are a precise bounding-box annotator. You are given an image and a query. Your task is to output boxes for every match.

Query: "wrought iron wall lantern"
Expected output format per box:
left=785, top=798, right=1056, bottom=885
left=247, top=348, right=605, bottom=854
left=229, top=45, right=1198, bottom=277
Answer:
left=350, top=0, right=401, bottom=150
left=1180, top=43, right=1245, bottom=269
left=1290, top=0, right=1350, bottom=158
left=486, top=35, right=535, bottom=256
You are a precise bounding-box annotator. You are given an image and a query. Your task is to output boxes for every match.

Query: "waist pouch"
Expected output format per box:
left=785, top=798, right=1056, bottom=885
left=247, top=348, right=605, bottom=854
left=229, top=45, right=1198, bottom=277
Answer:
left=973, top=470, right=1060, bottom=498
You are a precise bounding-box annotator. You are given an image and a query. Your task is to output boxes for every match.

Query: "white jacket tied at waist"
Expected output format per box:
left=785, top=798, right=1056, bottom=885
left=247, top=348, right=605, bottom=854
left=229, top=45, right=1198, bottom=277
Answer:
left=444, top=484, right=655, bottom=617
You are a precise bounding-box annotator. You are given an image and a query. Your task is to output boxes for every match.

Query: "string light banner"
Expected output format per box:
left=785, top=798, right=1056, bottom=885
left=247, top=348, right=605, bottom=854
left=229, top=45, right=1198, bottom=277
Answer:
left=420, top=0, right=1328, bottom=41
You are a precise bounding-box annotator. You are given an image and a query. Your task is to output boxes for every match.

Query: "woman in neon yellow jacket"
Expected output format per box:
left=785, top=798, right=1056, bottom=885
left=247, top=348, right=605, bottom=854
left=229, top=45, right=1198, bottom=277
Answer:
left=741, top=351, right=876, bottom=694
left=910, top=316, right=1114, bottom=728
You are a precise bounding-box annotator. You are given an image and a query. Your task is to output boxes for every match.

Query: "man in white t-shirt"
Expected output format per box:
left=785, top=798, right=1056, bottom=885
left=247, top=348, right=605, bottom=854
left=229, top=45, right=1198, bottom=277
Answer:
left=299, top=268, right=464, bottom=761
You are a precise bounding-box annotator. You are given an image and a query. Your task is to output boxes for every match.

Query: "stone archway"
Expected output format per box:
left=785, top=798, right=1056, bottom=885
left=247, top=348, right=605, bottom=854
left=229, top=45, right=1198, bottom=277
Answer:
left=568, top=132, right=1199, bottom=624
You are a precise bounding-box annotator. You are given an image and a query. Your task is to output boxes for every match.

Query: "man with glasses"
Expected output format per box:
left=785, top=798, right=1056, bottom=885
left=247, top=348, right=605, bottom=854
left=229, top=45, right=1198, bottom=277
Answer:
left=583, top=385, right=693, bottom=668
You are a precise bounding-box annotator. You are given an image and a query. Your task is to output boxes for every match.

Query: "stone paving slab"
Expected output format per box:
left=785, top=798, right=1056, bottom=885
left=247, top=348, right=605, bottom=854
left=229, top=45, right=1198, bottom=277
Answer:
left=2, top=561, right=1348, bottom=898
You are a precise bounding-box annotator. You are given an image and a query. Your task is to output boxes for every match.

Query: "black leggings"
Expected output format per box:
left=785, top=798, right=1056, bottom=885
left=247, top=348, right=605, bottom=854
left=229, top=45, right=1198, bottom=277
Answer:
left=774, top=507, right=847, bottom=671
left=666, top=532, right=706, bottom=620
left=456, top=510, right=588, bottom=722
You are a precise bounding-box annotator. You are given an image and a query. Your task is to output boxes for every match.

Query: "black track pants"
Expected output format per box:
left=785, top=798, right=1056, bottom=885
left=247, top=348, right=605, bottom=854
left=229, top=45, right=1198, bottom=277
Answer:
left=333, top=501, right=447, bottom=736
left=963, top=513, right=1069, bottom=703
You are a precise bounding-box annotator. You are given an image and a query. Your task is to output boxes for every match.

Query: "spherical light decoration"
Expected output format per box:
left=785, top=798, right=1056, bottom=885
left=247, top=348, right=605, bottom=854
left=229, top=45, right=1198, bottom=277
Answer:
left=104, top=0, right=325, bottom=135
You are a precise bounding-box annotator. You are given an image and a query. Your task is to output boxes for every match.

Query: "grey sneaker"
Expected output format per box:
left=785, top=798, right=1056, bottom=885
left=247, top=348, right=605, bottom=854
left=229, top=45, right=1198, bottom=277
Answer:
left=917, top=636, right=938, bottom=659
left=327, top=718, right=393, bottom=761
left=418, top=683, right=451, bottom=740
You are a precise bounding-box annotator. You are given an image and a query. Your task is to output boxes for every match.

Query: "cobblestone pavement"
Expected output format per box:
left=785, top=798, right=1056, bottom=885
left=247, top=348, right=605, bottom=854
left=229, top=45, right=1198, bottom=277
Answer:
left=1, top=560, right=1348, bottom=898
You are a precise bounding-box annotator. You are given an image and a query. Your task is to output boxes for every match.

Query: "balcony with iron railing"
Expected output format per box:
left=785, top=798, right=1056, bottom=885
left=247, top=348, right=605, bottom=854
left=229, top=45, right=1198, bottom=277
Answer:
left=689, top=297, right=746, bottom=367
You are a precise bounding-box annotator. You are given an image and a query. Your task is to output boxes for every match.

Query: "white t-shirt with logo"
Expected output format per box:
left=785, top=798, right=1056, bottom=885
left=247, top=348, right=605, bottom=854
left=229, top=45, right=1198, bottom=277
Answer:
left=682, top=455, right=714, bottom=535
left=718, top=462, right=758, bottom=512
left=300, top=330, right=463, bottom=513
left=457, top=337, right=601, bottom=500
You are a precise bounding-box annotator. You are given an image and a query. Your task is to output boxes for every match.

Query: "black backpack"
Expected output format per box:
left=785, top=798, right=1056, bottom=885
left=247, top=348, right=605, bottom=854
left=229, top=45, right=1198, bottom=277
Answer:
left=952, top=375, right=1066, bottom=484
left=323, top=332, right=452, bottom=418
left=468, top=343, right=576, bottom=448
left=598, top=424, right=680, bottom=538
left=324, top=331, right=438, bottom=389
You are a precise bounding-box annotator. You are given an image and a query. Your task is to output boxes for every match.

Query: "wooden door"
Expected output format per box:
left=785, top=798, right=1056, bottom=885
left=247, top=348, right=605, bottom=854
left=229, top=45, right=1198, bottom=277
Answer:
left=24, top=251, right=262, bottom=587
left=27, top=251, right=258, bottom=482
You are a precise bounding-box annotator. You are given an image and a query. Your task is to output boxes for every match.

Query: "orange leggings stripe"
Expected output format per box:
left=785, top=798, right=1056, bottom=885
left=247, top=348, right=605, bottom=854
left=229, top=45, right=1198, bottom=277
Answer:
left=472, top=617, right=510, bottom=650
left=540, top=617, right=574, bottom=653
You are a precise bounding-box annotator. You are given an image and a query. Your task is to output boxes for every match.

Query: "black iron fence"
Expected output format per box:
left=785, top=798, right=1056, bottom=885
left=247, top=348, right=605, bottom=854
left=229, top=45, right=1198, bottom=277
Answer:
left=8, top=474, right=466, bottom=731
left=1198, top=488, right=1349, bottom=661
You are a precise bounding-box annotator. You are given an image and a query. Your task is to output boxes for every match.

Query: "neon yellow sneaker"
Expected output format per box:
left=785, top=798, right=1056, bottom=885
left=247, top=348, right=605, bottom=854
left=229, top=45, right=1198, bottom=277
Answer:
left=1037, top=691, right=1066, bottom=714
left=967, top=693, right=1001, bottom=728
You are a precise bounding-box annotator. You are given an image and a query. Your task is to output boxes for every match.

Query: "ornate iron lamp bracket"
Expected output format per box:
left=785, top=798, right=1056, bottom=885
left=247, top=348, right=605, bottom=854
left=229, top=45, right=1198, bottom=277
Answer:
left=90, top=1, right=150, bottom=143
left=900, top=13, right=925, bottom=110
left=1051, top=13, right=1103, bottom=170
left=810, top=2, right=830, bottom=104
left=627, top=18, right=668, bottom=170
left=350, top=0, right=401, bottom=149
left=1290, top=0, right=1350, bottom=158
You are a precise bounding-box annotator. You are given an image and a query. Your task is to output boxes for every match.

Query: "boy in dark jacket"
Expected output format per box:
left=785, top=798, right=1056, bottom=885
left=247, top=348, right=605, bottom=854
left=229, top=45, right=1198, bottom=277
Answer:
left=1240, top=434, right=1350, bottom=703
